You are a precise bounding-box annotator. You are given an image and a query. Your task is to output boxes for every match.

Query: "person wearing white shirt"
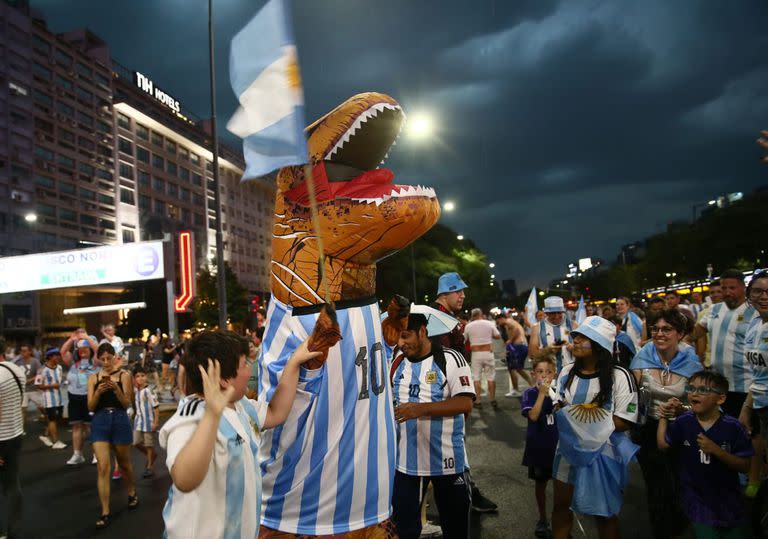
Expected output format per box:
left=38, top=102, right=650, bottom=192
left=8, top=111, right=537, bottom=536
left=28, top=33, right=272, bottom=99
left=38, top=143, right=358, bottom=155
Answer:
left=463, top=308, right=501, bottom=408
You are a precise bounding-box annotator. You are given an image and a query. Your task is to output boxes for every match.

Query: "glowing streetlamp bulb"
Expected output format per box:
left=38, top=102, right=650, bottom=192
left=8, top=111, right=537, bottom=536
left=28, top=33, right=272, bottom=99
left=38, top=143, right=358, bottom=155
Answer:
left=456, top=235, right=464, bottom=240
left=24, top=212, right=37, bottom=223
left=443, top=201, right=455, bottom=212
left=407, top=112, right=434, bottom=139
left=489, top=262, right=495, bottom=268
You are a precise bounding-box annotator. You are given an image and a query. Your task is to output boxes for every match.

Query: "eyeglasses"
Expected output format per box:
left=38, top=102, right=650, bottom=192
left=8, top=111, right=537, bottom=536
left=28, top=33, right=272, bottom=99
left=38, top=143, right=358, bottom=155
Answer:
left=684, top=384, right=723, bottom=395
left=649, top=326, right=675, bottom=335
left=749, top=288, right=768, bottom=298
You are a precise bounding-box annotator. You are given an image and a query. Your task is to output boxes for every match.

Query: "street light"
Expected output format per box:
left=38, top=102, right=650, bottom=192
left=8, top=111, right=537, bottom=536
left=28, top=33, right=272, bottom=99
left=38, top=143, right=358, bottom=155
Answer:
left=24, top=212, right=37, bottom=223
left=443, top=201, right=455, bottom=212
left=456, top=235, right=464, bottom=240
left=406, top=112, right=435, bottom=140
left=489, top=262, right=495, bottom=268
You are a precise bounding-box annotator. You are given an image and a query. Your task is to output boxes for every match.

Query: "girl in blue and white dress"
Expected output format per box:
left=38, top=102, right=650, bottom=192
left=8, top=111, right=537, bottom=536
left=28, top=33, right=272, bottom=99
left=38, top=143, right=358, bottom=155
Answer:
left=550, top=316, right=639, bottom=539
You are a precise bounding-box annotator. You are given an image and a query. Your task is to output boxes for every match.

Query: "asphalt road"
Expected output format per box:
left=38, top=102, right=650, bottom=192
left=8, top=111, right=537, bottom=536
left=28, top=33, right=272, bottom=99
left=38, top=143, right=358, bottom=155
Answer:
left=13, top=350, right=758, bottom=538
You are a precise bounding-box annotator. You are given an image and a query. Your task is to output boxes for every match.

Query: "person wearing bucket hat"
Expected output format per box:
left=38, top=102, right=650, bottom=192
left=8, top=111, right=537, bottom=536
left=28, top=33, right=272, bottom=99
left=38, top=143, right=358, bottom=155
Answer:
left=431, top=272, right=499, bottom=514
left=550, top=316, right=639, bottom=538
left=528, top=296, right=575, bottom=372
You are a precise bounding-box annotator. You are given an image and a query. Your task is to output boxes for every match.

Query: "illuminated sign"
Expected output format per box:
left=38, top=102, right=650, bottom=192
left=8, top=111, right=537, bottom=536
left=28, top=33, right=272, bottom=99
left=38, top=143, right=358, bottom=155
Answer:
left=0, top=241, right=165, bottom=294
left=134, top=71, right=181, bottom=113
left=174, top=231, right=195, bottom=312
left=578, top=258, right=593, bottom=272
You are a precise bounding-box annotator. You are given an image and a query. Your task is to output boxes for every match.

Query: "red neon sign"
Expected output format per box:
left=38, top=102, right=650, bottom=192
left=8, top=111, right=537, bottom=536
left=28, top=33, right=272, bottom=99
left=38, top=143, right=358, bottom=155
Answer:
left=174, top=231, right=195, bottom=312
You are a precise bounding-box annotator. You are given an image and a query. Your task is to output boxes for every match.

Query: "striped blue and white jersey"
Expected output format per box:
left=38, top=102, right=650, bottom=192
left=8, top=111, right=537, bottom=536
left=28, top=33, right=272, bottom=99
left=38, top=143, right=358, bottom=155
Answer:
left=745, top=317, right=768, bottom=409
left=37, top=365, right=62, bottom=408
left=553, top=363, right=638, bottom=423
left=534, top=319, right=574, bottom=372
left=159, top=395, right=267, bottom=539
left=258, top=296, right=396, bottom=535
left=689, top=303, right=705, bottom=320
left=621, top=312, right=644, bottom=351
left=392, top=346, right=475, bottom=476
left=134, top=386, right=159, bottom=432
left=700, top=302, right=757, bottom=393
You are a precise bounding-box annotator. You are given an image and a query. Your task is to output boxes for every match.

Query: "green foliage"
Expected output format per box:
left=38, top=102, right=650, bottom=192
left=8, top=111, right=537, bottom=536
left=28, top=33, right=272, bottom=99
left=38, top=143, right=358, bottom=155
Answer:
left=193, top=262, right=249, bottom=328
left=376, top=223, right=496, bottom=309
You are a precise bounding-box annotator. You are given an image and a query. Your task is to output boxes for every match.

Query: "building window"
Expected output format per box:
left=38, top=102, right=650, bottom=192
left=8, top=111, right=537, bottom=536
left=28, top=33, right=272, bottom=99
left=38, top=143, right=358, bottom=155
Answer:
left=168, top=183, right=178, bottom=197
left=118, top=137, right=133, bottom=155
left=55, top=48, right=72, bottom=65
left=34, top=175, right=55, bottom=189
left=57, top=102, right=74, bottom=118
left=32, top=34, right=50, bottom=54
left=32, top=62, right=52, bottom=81
left=138, top=171, right=150, bottom=186
left=119, top=162, right=134, bottom=179
left=180, top=187, right=190, bottom=202
left=98, top=193, right=114, bottom=205
left=32, top=89, right=52, bottom=108
left=139, top=195, right=151, bottom=211
left=97, top=120, right=112, bottom=133
left=75, top=86, right=92, bottom=104
left=95, top=72, right=110, bottom=88
left=99, top=218, right=115, bottom=230
left=60, top=129, right=75, bottom=143
left=136, top=147, right=149, bottom=163
left=153, top=177, right=165, bottom=192
left=179, top=147, right=188, bottom=160
left=60, top=209, right=76, bottom=221
left=37, top=203, right=56, bottom=217
left=120, top=188, right=135, bottom=205
left=117, top=112, right=130, bottom=130
left=167, top=162, right=177, bottom=176
left=190, top=153, right=200, bottom=165
left=165, top=140, right=176, bottom=154
left=79, top=163, right=94, bottom=176
left=80, top=188, right=96, bottom=201
left=77, top=111, right=93, bottom=127
left=55, top=75, right=73, bottom=91
left=57, top=155, right=75, bottom=169
left=193, top=193, right=204, bottom=205
left=155, top=200, right=166, bottom=214
left=80, top=214, right=97, bottom=226
left=96, top=168, right=112, bottom=180
left=136, top=124, right=149, bottom=140
left=75, top=62, right=92, bottom=78
left=151, top=131, right=163, bottom=146
left=122, top=228, right=135, bottom=243
left=152, top=154, right=164, bottom=169
left=191, top=172, right=202, bottom=187
left=179, top=166, right=189, bottom=181
left=34, top=146, right=54, bottom=161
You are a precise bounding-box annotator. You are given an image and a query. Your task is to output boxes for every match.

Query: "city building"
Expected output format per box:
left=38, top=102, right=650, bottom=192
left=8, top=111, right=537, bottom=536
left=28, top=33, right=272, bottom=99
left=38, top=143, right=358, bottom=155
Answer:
left=0, top=1, right=273, bottom=340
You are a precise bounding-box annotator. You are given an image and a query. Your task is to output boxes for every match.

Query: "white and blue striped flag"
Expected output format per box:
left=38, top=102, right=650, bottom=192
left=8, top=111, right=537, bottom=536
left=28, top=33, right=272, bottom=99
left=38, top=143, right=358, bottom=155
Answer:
left=525, top=287, right=538, bottom=327
left=575, top=295, right=586, bottom=325
left=227, top=0, right=308, bottom=180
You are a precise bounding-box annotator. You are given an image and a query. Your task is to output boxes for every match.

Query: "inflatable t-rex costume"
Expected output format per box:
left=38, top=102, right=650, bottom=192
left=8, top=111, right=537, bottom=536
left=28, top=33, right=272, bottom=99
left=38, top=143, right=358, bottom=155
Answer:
left=258, top=93, right=439, bottom=537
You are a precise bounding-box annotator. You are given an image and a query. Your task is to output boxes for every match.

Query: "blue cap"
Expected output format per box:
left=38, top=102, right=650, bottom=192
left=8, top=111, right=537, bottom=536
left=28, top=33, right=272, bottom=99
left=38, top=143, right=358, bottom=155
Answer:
left=437, top=272, right=468, bottom=295
left=45, top=347, right=60, bottom=357
left=571, top=316, right=616, bottom=353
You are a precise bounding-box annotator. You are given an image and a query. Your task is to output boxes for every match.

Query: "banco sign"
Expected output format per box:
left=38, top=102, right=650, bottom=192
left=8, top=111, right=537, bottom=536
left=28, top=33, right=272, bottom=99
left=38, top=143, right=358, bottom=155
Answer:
left=0, top=241, right=165, bottom=294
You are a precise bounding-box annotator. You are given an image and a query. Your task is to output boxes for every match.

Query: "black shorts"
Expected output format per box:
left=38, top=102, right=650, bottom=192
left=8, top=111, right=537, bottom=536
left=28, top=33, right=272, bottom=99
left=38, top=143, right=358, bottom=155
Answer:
left=506, top=344, right=528, bottom=370
left=67, top=393, right=92, bottom=423
left=528, top=465, right=552, bottom=482
left=45, top=406, right=63, bottom=421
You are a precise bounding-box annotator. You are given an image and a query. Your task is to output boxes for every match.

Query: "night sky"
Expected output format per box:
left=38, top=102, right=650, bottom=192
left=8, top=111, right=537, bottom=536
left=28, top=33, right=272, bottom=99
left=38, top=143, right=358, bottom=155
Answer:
left=31, top=0, right=768, bottom=289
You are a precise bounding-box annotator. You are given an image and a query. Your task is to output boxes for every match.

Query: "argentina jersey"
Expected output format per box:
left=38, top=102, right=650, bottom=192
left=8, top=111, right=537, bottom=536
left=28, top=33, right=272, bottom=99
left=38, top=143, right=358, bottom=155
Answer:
left=40, top=365, right=62, bottom=408
left=622, top=311, right=644, bottom=350
left=554, top=363, right=638, bottom=422
left=392, top=347, right=475, bottom=477
left=537, top=319, right=574, bottom=372
left=745, top=317, right=768, bottom=408
left=134, top=387, right=158, bottom=432
left=258, top=295, right=396, bottom=535
left=703, top=302, right=757, bottom=393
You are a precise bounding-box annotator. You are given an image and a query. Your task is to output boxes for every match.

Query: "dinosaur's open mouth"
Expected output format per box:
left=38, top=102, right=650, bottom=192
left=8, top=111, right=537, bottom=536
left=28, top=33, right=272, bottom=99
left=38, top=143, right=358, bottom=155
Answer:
left=323, top=102, right=403, bottom=170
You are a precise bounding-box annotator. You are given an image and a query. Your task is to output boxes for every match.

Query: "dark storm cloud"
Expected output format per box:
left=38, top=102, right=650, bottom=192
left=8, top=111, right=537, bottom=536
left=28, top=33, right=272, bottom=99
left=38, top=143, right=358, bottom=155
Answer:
left=32, top=0, right=768, bottom=290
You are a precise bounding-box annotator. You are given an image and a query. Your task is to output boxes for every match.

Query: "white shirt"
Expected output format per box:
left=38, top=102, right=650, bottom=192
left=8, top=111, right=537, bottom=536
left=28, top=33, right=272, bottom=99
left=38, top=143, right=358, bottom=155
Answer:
left=463, top=319, right=499, bottom=346
left=160, top=396, right=267, bottom=539
left=0, top=361, right=25, bottom=440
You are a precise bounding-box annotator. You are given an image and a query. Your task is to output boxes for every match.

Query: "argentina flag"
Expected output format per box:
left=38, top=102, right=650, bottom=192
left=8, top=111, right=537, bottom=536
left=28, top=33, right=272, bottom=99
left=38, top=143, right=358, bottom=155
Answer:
left=575, top=296, right=586, bottom=325
left=526, top=287, right=538, bottom=327
left=227, top=0, right=308, bottom=179
left=556, top=405, right=639, bottom=517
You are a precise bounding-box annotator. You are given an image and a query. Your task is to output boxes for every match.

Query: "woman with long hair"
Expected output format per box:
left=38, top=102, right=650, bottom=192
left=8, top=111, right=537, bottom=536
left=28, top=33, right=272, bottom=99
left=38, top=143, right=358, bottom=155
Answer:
left=87, top=343, right=137, bottom=528
left=630, top=308, right=702, bottom=538
left=551, top=316, right=639, bottom=539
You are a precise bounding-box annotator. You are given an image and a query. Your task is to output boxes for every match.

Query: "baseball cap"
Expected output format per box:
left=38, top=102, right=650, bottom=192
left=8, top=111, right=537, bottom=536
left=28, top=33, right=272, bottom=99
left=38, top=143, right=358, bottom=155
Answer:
left=437, top=272, right=468, bottom=295
left=543, top=296, right=566, bottom=313
left=76, top=339, right=90, bottom=348
left=45, top=347, right=60, bottom=358
left=571, top=316, right=616, bottom=353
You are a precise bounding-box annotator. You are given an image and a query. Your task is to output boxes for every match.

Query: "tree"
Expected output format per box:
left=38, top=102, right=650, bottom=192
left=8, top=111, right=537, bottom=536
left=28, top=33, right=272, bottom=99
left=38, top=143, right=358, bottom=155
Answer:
left=193, top=262, right=250, bottom=329
left=116, top=279, right=169, bottom=339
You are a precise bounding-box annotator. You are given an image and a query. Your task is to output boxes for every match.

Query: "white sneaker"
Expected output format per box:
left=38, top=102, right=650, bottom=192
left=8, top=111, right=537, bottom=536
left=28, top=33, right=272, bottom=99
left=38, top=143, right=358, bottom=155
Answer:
left=91, top=454, right=98, bottom=464
left=420, top=521, right=443, bottom=538
left=505, top=390, right=521, bottom=397
left=39, top=435, right=53, bottom=447
left=52, top=441, right=67, bottom=449
left=66, top=453, right=85, bottom=465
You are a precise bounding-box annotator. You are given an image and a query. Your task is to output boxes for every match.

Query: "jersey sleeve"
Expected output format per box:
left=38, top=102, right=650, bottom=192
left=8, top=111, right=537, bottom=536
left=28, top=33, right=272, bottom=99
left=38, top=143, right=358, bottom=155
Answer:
left=149, top=389, right=159, bottom=408
left=160, top=398, right=206, bottom=471
left=444, top=349, right=475, bottom=399
left=612, top=367, right=639, bottom=423
left=491, top=324, right=500, bottom=338
left=664, top=415, right=683, bottom=447
left=698, top=307, right=712, bottom=329
left=730, top=421, right=755, bottom=458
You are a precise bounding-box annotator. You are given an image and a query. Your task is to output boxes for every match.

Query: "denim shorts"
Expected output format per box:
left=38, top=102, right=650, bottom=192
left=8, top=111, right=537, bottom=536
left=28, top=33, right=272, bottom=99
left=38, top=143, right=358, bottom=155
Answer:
left=90, top=408, right=132, bottom=445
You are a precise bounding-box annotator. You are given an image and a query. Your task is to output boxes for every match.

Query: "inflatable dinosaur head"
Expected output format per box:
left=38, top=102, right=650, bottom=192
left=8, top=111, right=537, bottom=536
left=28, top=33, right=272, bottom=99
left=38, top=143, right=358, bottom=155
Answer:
left=271, top=92, right=440, bottom=306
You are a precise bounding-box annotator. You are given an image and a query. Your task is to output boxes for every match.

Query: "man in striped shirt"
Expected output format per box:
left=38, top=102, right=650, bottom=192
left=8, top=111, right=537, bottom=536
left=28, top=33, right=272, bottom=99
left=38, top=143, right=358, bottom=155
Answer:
left=36, top=347, right=67, bottom=449
left=0, top=341, right=26, bottom=539
left=391, top=313, right=475, bottom=539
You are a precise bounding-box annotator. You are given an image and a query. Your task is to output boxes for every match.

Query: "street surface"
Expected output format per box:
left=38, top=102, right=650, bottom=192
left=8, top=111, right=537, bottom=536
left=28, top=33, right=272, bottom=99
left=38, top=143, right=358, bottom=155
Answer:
left=16, top=346, right=663, bottom=538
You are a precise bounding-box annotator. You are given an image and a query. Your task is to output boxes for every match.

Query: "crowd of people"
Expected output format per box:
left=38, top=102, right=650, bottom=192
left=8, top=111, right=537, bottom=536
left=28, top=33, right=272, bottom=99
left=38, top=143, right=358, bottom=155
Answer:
left=0, top=268, right=766, bottom=538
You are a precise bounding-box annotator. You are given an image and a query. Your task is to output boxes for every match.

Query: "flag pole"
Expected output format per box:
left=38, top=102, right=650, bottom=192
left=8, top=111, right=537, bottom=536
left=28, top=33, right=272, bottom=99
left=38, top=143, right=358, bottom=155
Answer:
left=209, top=0, right=228, bottom=328
left=303, top=164, right=330, bottom=303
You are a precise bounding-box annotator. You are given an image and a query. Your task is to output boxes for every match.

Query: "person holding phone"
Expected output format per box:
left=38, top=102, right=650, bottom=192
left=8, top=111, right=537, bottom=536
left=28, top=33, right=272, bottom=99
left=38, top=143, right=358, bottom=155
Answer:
left=87, top=343, right=137, bottom=528
left=529, top=297, right=576, bottom=373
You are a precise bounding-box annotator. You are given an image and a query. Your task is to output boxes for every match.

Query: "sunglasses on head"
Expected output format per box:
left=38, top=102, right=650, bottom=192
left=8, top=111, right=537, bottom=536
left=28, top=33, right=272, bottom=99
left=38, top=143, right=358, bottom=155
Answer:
left=684, top=384, right=723, bottom=395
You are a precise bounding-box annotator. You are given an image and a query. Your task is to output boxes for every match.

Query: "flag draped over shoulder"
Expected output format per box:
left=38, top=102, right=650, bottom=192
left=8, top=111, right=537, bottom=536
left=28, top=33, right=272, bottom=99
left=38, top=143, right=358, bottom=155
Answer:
left=556, top=405, right=639, bottom=517
left=526, top=288, right=538, bottom=327
left=227, top=0, right=308, bottom=180
left=575, top=296, right=586, bottom=325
